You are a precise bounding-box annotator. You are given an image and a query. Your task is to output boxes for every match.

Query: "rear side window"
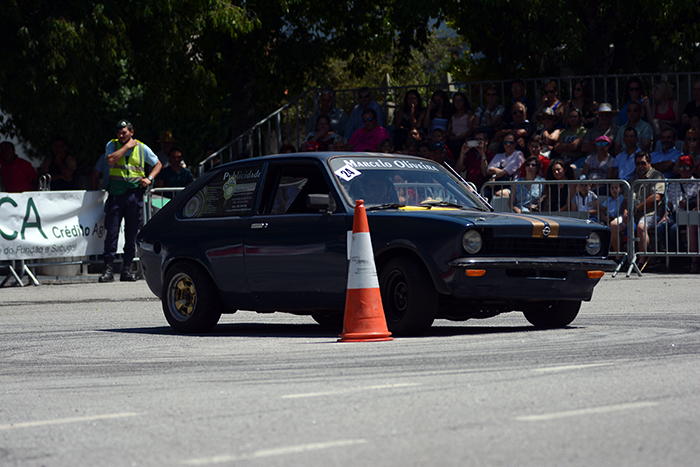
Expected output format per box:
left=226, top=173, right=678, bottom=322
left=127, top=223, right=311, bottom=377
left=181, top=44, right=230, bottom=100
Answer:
left=258, top=163, right=334, bottom=215
left=181, top=166, right=262, bottom=218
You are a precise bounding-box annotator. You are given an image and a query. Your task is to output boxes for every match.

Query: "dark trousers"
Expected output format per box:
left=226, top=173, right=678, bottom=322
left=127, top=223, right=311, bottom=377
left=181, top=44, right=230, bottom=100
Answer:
left=103, top=190, right=143, bottom=261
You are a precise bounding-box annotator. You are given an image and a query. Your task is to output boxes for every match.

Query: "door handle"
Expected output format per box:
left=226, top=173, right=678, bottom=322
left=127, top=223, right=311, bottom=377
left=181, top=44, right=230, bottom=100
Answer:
left=251, top=223, right=269, bottom=229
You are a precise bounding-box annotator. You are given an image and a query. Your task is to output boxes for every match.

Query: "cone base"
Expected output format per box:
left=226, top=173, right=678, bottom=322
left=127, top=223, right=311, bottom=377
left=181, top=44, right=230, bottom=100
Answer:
left=338, top=332, right=394, bottom=343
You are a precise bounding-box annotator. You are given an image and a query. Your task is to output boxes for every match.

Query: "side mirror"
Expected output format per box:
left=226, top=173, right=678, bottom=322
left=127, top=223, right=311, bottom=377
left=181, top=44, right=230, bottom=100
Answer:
left=306, top=193, right=335, bottom=213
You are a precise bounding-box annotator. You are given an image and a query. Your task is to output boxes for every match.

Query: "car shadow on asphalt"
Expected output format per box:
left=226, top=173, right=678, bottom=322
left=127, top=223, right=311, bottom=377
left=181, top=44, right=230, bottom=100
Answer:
left=103, top=322, right=565, bottom=338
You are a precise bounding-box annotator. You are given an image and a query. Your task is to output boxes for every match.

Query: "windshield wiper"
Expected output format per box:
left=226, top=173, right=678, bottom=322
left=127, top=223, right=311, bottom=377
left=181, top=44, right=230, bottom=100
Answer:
left=366, top=203, right=404, bottom=211
left=418, top=200, right=466, bottom=209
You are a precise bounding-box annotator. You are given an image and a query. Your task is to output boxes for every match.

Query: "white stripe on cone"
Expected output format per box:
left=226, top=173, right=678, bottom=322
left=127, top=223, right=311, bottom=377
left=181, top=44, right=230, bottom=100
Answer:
left=347, top=232, right=379, bottom=290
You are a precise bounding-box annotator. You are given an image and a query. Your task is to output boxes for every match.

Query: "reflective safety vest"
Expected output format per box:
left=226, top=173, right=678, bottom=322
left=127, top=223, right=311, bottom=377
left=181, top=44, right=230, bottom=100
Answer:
left=107, top=139, right=145, bottom=195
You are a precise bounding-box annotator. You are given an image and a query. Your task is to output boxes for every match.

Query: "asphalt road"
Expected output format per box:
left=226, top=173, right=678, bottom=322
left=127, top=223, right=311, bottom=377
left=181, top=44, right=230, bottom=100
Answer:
left=1, top=274, right=699, bottom=466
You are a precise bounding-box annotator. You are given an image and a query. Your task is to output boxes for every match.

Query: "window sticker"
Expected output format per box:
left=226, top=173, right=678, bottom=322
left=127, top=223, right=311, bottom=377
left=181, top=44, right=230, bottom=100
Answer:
left=183, top=168, right=260, bottom=218
left=335, top=164, right=362, bottom=182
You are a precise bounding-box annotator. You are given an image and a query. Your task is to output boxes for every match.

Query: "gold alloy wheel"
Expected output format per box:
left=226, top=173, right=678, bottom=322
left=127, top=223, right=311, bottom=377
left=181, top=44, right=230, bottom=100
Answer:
left=169, top=273, right=197, bottom=319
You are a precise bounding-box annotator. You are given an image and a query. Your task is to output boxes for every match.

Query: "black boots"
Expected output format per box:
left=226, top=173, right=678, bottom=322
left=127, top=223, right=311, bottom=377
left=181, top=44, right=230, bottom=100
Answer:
left=99, top=259, right=114, bottom=282
left=120, top=258, right=138, bottom=282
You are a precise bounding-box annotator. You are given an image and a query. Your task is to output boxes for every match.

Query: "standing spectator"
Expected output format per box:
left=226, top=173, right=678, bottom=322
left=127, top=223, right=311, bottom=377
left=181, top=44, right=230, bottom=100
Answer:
left=609, top=127, right=642, bottom=181
left=564, top=80, right=598, bottom=128
left=618, top=77, right=649, bottom=127
left=651, top=128, right=682, bottom=178
left=580, top=103, right=620, bottom=159
left=0, top=141, right=37, bottom=192
left=155, top=131, right=177, bottom=168
left=306, top=89, right=348, bottom=136
left=645, top=80, right=681, bottom=140
left=533, top=81, right=565, bottom=128
left=446, top=91, right=476, bottom=157
left=303, top=115, right=338, bottom=151
left=503, top=79, right=536, bottom=126
left=455, top=130, right=494, bottom=190
left=610, top=152, right=664, bottom=265
left=40, top=137, right=77, bottom=190
left=90, top=153, right=110, bottom=190
left=473, top=85, right=505, bottom=138
left=393, top=90, right=425, bottom=150
left=99, top=120, right=162, bottom=283
left=615, top=101, right=653, bottom=153
left=348, top=108, right=391, bottom=152
left=423, top=90, right=452, bottom=135
left=345, top=87, right=384, bottom=140
left=582, top=135, right=615, bottom=180
left=681, top=81, right=700, bottom=135
left=552, top=107, right=588, bottom=168
left=156, top=147, right=194, bottom=188
left=542, top=158, right=575, bottom=212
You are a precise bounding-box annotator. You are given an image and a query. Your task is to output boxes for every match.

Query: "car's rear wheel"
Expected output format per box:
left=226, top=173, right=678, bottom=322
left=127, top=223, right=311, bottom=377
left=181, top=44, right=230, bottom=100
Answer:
left=379, top=256, right=438, bottom=336
left=162, top=262, right=222, bottom=333
left=523, top=300, right=581, bottom=328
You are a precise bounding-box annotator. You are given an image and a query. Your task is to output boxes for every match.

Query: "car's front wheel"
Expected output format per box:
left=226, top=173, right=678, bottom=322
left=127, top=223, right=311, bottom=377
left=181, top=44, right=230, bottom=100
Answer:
left=379, top=256, right=438, bottom=336
left=162, top=262, right=222, bottom=333
left=523, top=300, right=582, bottom=328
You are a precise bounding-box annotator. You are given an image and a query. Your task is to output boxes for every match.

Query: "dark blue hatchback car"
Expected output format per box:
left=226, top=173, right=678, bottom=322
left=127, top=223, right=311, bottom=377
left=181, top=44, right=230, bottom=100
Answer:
left=137, top=153, right=616, bottom=336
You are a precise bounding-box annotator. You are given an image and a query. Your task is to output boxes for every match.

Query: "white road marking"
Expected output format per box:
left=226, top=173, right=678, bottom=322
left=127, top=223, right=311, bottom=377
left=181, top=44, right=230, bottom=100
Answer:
left=281, top=382, right=419, bottom=399
left=0, top=412, right=141, bottom=430
left=515, top=401, right=659, bottom=422
left=532, top=363, right=616, bottom=373
left=182, top=439, right=368, bottom=465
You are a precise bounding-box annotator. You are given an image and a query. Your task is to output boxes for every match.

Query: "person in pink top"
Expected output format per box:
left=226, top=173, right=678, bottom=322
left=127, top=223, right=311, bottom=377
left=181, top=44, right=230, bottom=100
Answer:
left=348, top=108, right=391, bottom=152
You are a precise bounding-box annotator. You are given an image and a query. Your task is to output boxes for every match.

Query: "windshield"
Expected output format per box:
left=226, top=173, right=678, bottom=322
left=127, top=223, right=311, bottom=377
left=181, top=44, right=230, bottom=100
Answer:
left=328, top=155, right=487, bottom=210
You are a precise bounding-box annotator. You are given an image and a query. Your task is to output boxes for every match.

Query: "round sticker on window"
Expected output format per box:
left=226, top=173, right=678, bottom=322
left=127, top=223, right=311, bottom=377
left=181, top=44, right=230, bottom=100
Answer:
left=223, top=177, right=237, bottom=200
left=183, top=191, right=205, bottom=218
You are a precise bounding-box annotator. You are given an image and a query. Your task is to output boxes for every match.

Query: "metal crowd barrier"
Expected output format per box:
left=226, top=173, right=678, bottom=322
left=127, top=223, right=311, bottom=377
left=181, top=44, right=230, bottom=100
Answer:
left=144, top=187, right=186, bottom=222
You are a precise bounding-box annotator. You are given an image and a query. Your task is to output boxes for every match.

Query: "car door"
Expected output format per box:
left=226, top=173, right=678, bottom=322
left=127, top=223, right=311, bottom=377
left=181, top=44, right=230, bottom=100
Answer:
left=244, top=161, right=349, bottom=309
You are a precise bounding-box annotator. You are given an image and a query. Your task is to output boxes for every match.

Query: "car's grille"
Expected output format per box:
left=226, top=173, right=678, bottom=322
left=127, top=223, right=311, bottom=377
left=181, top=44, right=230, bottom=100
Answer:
left=486, top=237, right=587, bottom=257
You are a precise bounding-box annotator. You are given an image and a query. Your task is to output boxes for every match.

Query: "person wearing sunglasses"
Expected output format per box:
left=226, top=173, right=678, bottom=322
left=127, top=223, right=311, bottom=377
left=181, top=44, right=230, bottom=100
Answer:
left=619, top=77, right=649, bottom=127
left=564, top=79, right=599, bottom=128
left=533, top=81, right=564, bottom=127
left=493, top=101, right=535, bottom=147
left=511, top=156, right=544, bottom=213
left=656, top=155, right=699, bottom=273
left=503, top=79, right=536, bottom=127
left=473, top=84, right=504, bottom=137
left=581, top=103, right=620, bottom=159
left=552, top=107, right=588, bottom=169
left=614, top=101, right=653, bottom=154
left=345, top=87, right=385, bottom=141
left=347, top=108, right=391, bottom=152
left=582, top=135, right=615, bottom=180
left=487, top=133, right=524, bottom=183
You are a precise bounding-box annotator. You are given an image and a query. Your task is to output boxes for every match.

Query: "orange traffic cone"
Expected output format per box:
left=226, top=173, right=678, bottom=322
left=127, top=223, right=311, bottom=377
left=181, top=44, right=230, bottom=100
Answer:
left=338, top=200, right=393, bottom=342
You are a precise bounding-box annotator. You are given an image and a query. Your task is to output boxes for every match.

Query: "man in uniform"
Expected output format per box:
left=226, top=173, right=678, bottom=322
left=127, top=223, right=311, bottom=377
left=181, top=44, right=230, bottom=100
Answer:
left=99, top=120, right=162, bottom=282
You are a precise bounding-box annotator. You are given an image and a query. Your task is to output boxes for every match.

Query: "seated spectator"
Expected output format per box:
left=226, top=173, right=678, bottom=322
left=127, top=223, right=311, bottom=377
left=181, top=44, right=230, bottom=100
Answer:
left=398, top=137, right=418, bottom=156
left=519, top=135, right=550, bottom=178
left=681, top=81, right=700, bottom=136
left=303, top=115, right=338, bottom=151
left=533, top=81, right=565, bottom=127
left=279, top=143, right=297, bottom=153
left=379, top=138, right=395, bottom=154
left=156, top=147, right=194, bottom=189
left=618, top=77, right=649, bottom=127
left=430, top=128, right=447, bottom=144
left=455, top=130, right=494, bottom=190
left=393, top=90, right=425, bottom=150
left=493, top=102, right=536, bottom=149
left=328, top=136, right=349, bottom=151
left=306, top=89, right=348, bottom=135
left=541, top=158, right=575, bottom=212
left=511, top=156, right=544, bottom=213
left=504, top=79, right=536, bottom=127
left=430, top=142, right=454, bottom=168
left=564, top=79, right=598, bottom=128
left=572, top=182, right=598, bottom=220
left=156, top=131, right=177, bottom=168
left=651, top=128, right=682, bottom=178
left=598, top=182, right=625, bottom=227
left=0, top=141, right=37, bottom=192
left=645, top=80, right=681, bottom=140
left=345, top=87, right=384, bottom=140
left=674, top=129, right=700, bottom=177
left=609, top=127, right=642, bottom=181
left=535, top=107, right=561, bottom=157
left=348, top=108, right=391, bottom=152
left=580, top=103, right=619, bottom=159
left=610, top=152, right=665, bottom=264
left=417, top=141, right=432, bottom=159
left=446, top=91, right=476, bottom=156
left=40, top=137, right=77, bottom=190
left=487, top=133, right=525, bottom=183
left=615, top=101, right=653, bottom=153
left=473, top=85, right=505, bottom=138
left=656, top=155, right=698, bottom=271
left=582, top=135, right=615, bottom=180
left=552, top=107, right=588, bottom=168
left=423, top=90, right=452, bottom=135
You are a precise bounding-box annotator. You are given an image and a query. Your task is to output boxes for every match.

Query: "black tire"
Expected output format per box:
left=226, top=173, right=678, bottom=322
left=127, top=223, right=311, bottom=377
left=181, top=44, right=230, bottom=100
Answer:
left=311, top=311, right=344, bottom=329
left=379, top=256, right=438, bottom=336
left=523, top=301, right=582, bottom=328
left=162, top=262, right=222, bottom=333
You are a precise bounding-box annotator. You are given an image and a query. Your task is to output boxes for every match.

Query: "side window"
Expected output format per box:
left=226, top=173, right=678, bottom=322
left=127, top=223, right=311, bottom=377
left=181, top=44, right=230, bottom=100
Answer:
left=259, top=163, right=333, bottom=215
left=181, top=165, right=262, bottom=218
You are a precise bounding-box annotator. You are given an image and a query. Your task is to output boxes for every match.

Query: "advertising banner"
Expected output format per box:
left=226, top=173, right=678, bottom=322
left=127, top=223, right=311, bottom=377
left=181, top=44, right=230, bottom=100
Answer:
left=0, top=191, right=124, bottom=261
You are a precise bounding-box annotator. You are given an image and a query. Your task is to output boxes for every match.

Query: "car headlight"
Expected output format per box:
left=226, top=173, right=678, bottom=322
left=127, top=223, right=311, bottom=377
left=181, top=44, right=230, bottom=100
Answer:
left=586, top=232, right=602, bottom=255
left=462, top=230, right=483, bottom=254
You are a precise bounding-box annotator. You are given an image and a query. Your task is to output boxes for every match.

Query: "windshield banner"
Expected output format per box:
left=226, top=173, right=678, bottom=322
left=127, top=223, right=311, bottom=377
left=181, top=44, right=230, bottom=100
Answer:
left=0, top=191, right=125, bottom=260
